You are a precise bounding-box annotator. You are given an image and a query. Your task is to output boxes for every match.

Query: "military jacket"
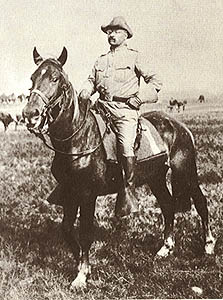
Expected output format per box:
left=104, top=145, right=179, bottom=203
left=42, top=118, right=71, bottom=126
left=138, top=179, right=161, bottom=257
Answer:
left=83, top=44, right=162, bottom=101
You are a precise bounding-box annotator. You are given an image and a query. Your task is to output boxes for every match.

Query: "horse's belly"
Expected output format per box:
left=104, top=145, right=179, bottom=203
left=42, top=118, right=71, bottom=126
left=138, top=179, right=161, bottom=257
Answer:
left=98, top=156, right=168, bottom=196
left=51, top=151, right=168, bottom=196
left=51, top=156, right=92, bottom=185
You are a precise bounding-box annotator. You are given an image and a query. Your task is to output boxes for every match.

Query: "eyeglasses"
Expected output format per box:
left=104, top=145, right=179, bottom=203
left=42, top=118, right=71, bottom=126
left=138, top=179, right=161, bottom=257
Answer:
left=106, top=29, right=126, bottom=35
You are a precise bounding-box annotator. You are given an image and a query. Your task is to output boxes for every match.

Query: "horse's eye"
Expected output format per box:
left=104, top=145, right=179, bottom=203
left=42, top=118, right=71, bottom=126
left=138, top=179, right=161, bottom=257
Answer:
left=52, top=77, right=58, bottom=83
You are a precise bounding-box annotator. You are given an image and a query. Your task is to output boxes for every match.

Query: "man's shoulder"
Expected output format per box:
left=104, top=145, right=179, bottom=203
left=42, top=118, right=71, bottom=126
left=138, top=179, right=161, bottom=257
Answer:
left=98, top=51, right=109, bottom=59
left=94, top=52, right=109, bottom=66
left=126, top=46, right=139, bottom=53
left=125, top=47, right=140, bottom=60
left=99, top=52, right=109, bottom=58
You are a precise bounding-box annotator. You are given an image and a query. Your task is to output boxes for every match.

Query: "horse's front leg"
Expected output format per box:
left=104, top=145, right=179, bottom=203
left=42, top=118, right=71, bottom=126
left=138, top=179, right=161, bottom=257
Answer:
left=62, top=195, right=80, bottom=260
left=71, top=193, right=97, bottom=290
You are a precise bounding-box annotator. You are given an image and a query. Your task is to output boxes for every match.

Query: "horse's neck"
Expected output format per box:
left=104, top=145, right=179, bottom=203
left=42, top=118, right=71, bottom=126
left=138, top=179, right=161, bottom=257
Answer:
left=62, top=83, right=80, bottom=123
left=48, top=86, right=91, bottom=142
left=48, top=85, right=78, bottom=134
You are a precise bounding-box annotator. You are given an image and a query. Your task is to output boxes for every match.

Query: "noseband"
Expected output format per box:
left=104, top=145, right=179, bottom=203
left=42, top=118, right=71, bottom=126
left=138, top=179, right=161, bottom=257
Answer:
left=31, top=89, right=50, bottom=105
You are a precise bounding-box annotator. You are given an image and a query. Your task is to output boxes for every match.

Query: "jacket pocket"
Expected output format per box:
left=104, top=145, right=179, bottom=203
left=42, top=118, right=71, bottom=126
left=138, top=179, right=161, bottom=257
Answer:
left=114, top=64, right=132, bottom=82
left=95, top=65, right=106, bottom=82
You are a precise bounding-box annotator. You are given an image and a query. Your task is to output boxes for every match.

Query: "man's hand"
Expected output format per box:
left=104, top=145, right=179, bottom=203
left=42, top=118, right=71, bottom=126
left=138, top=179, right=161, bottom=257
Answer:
left=78, top=89, right=91, bottom=101
left=142, top=86, right=159, bottom=104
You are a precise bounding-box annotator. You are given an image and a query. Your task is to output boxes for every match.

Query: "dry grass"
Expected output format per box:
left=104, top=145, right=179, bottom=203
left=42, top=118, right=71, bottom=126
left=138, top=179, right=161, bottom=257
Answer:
left=0, top=101, right=222, bottom=299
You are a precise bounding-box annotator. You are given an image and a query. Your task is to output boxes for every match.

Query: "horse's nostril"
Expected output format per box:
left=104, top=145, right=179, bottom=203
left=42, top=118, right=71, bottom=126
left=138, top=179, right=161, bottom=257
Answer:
left=33, top=109, right=40, bottom=117
left=22, top=108, right=40, bottom=123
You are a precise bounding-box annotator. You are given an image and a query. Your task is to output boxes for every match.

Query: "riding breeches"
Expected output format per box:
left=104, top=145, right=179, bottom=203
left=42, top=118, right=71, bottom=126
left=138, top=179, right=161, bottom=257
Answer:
left=100, top=101, right=139, bottom=157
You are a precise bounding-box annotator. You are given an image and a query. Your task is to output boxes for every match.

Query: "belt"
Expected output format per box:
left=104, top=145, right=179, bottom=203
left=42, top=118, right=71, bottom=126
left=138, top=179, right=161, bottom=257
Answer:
left=99, top=94, right=131, bottom=103
left=112, top=96, right=130, bottom=103
left=99, top=94, right=140, bottom=110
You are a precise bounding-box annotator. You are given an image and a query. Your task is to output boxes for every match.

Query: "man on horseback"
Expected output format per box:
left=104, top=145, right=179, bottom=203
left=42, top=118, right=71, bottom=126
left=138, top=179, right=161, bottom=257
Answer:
left=79, top=16, right=162, bottom=218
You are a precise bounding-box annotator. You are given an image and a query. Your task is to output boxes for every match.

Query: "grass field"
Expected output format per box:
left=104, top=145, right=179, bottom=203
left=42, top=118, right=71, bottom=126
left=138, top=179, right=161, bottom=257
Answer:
left=0, top=101, right=223, bottom=299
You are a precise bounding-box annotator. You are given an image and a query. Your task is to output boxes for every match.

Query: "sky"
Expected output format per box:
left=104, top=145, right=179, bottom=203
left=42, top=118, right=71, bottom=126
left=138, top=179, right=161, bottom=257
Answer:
left=0, top=0, right=223, bottom=100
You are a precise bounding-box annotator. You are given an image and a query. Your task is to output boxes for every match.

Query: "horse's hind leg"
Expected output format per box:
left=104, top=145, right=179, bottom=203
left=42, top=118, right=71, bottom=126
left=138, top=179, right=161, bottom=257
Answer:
left=149, top=172, right=175, bottom=257
left=71, top=193, right=97, bottom=290
left=190, top=184, right=216, bottom=254
left=175, top=150, right=216, bottom=254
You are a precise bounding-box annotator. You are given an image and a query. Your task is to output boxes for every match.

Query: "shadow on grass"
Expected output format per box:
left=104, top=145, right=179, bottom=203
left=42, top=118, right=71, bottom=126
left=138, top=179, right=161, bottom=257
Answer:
left=0, top=217, right=79, bottom=280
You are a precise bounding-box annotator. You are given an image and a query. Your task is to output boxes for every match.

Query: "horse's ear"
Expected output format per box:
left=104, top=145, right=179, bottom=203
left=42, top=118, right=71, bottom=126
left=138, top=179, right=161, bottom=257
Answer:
left=57, top=47, right=68, bottom=66
left=33, top=47, right=43, bottom=65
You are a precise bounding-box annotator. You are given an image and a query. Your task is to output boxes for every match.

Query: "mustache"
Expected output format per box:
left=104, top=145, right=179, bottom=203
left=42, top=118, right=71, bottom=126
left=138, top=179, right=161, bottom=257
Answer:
left=108, top=37, right=116, bottom=42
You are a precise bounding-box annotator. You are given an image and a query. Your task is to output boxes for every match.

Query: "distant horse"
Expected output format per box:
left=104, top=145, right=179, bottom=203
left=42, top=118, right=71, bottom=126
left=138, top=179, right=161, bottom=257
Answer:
left=198, top=95, right=205, bottom=103
left=177, top=100, right=187, bottom=112
left=0, top=112, right=14, bottom=131
left=22, top=47, right=215, bottom=290
left=14, top=113, right=25, bottom=130
left=167, top=104, right=174, bottom=113
left=17, top=94, right=27, bottom=103
left=168, top=99, right=187, bottom=113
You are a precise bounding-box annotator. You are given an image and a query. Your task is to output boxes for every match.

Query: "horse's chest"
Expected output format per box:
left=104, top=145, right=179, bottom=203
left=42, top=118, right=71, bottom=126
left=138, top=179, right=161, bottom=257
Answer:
left=51, top=155, right=91, bottom=184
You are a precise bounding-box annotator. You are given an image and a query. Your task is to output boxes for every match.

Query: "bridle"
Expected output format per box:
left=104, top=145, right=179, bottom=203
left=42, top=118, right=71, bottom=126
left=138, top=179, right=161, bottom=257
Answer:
left=28, top=60, right=107, bottom=158
left=29, top=59, right=77, bottom=132
left=30, top=81, right=81, bottom=138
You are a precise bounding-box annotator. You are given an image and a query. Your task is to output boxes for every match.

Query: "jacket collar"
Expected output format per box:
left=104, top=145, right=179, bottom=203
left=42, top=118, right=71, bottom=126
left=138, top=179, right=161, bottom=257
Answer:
left=110, top=43, right=127, bottom=53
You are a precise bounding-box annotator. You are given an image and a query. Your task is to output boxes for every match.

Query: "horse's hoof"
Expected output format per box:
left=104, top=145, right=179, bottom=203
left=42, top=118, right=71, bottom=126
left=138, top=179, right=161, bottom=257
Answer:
left=70, top=277, right=87, bottom=291
left=205, top=239, right=216, bottom=255
left=156, top=245, right=173, bottom=258
left=156, top=237, right=175, bottom=258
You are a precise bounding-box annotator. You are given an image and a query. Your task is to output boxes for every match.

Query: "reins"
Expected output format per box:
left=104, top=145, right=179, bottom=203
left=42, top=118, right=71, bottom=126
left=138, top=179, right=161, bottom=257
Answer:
left=48, top=93, right=90, bottom=142
left=35, top=112, right=108, bottom=159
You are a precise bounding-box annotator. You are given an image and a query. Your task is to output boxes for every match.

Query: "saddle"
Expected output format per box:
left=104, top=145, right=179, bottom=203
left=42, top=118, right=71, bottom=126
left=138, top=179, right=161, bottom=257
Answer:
left=91, top=106, right=167, bottom=164
left=47, top=106, right=167, bottom=206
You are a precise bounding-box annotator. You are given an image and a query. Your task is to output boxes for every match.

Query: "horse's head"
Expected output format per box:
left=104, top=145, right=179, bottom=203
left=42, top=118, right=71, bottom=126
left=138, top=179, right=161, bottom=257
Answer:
left=23, top=47, right=69, bottom=132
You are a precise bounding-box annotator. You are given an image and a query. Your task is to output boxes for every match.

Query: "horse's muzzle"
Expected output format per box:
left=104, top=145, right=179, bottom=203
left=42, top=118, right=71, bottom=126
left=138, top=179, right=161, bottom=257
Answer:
left=22, top=105, right=40, bottom=125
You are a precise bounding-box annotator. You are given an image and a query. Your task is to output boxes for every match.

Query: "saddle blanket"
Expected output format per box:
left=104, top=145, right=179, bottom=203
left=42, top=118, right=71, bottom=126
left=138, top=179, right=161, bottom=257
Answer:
left=91, top=110, right=167, bottom=163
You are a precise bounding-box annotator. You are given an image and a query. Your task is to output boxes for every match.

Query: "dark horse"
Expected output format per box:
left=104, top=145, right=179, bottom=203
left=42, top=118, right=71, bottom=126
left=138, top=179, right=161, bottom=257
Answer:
left=22, top=47, right=215, bottom=290
left=169, top=99, right=187, bottom=113
left=198, top=94, right=205, bottom=103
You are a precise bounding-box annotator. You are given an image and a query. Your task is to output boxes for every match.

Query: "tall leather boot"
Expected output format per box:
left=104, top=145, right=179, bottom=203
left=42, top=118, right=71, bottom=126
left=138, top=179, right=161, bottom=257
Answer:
left=115, top=156, right=139, bottom=218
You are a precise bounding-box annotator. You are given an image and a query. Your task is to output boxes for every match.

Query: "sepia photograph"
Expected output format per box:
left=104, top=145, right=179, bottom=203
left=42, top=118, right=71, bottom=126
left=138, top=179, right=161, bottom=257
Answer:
left=0, top=0, right=222, bottom=298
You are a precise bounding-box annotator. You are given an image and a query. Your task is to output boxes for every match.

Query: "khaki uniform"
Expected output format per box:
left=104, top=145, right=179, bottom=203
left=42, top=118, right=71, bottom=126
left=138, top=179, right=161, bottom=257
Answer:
left=83, top=44, right=162, bottom=156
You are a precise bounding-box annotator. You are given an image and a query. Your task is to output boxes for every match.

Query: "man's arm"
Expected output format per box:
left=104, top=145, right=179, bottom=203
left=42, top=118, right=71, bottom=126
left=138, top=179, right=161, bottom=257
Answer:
left=79, top=65, right=97, bottom=100
left=135, top=52, right=162, bottom=102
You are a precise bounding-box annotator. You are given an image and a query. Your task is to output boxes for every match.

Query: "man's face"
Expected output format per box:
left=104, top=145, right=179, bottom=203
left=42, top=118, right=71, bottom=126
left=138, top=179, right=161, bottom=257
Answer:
left=107, top=28, right=128, bottom=47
